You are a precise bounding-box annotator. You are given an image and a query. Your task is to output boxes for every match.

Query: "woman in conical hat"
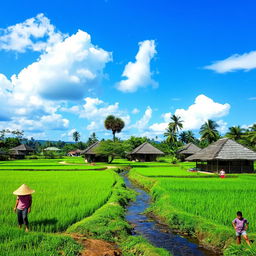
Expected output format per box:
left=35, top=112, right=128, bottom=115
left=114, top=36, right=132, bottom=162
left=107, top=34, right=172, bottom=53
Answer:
left=13, top=184, right=35, bottom=232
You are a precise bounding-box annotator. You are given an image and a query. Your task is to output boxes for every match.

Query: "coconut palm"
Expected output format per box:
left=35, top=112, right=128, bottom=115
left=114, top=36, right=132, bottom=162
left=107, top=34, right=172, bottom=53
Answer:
left=72, top=131, right=80, bottom=143
left=179, top=130, right=196, bottom=144
left=164, top=126, right=177, bottom=145
left=249, top=124, right=256, bottom=132
left=169, top=114, right=183, bottom=133
left=104, top=115, right=125, bottom=141
left=226, top=126, right=245, bottom=141
left=199, top=120, right=220, bottom=144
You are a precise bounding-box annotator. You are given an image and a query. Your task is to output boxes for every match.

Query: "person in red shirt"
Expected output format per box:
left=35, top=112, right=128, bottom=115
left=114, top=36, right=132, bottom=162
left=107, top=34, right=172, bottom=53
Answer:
left=13, top=184, right=35, bottom=232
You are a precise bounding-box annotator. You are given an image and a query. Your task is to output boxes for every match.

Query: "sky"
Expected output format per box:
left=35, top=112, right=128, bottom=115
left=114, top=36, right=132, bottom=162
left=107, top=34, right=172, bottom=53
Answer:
left=0, top=0, right=255, bottom=141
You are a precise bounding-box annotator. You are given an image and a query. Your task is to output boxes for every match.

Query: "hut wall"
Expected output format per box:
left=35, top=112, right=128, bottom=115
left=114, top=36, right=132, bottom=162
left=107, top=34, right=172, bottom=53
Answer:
left=197, top=160, right=254, bottom=173
left=84, top=154, right=108, bottom=163
left=131, top=154, right=158, bottom=162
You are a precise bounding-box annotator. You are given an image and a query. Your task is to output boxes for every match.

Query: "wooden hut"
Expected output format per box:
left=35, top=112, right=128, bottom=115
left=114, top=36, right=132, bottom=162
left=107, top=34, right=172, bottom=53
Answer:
left=9, top=144, right=34, bottom=159
left=186, top=138, right=256, bottom=173
left=0, top=149, right=9, bottom=160
left=176, top=143, right=201, bottom=161
left=81, top=142, right=108, bottom=163
left=129, top=142, right=164, bottom=162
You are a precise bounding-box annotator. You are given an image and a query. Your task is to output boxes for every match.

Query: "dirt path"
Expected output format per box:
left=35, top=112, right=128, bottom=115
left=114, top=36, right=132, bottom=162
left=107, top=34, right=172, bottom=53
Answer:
left=59, top=161, right=87, bottom=165
left=71, top=234, right=122, bottom=256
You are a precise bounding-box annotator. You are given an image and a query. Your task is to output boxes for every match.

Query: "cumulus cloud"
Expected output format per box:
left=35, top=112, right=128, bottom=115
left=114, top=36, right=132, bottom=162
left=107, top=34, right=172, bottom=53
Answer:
left=175, top=95, right=230, bottom=130
left=216, top=120, right=228, bottom=134
left=117, top=40, right=158, bottom=92
left=132, top=108, right=140, bottom=114
left=205, top=51, right=256, bottom=73
left=63, top=97, right=131, bottom=131
left=148, top=112, right=171, bottom=133
left=133, top=106, right=152, bottom=130
left=0, top=14, right=112, bottom=136
left=0, top=13, right=65, bottom=52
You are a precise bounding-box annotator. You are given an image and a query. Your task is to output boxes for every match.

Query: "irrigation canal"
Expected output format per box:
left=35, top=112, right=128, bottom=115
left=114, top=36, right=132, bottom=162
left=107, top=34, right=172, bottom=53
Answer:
left=122, top=173, right=221, bottom=256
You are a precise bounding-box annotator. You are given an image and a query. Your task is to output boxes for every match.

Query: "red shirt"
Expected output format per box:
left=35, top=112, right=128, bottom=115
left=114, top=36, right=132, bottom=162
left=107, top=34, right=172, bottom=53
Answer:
left=17, top=195, right=32, bottom=210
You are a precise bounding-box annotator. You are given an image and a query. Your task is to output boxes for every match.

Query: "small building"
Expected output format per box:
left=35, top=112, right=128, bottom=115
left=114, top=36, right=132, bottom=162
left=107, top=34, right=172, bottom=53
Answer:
left=9, top=144, right=34, bottom=159
left=186, top=138, right=256, bottom=173
left=176, top=143, right=201, bottom=161
left=0, top=149, right=9, bottom=160
left=43, top=147, right=60, bottom=151
left=129, top=142, right=164, bottom=162
left=67, top=149, right=82, bottom=157
left=81, top=142, right=108, bottom=163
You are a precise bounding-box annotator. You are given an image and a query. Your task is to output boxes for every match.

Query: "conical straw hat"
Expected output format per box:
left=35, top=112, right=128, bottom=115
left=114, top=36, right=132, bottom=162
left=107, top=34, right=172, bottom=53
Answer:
left=13, top=184, right=35, bottom=195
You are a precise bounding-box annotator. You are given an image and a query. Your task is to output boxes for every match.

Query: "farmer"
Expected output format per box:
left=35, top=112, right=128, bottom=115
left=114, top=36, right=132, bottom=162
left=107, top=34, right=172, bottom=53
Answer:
left=232, top=211, right=251, bottom=246
left=219, top=169, right=225, bottom=178
left=13, top=184, right=35, bottom=232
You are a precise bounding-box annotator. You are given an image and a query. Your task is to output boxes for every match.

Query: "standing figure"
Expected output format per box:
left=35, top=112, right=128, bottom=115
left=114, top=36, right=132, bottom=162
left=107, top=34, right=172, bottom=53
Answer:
left=219, top=169, right=225, bottom=178
left=232, top=211, right=251, bottom=246
left=13, top=184, right=35, bottom=232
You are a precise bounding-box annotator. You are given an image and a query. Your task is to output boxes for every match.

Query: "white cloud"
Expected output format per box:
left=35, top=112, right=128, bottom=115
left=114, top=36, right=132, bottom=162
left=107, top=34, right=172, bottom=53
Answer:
left=0, top=13, right=65, bottom=53
left=205, top=51, right=256, bottom=73
left=117, top=40, right=158, bottom=92
left=132, top=108, right=140, bottom=114
left=133, top=106, right=152, bottom=130
left=148, top=112, right=171, bottom=133
left=216, top=120, right=228, bottom=134
left=248, top=97, right=256, bottom=100
left=175, top=95, right=230, bottom=130
left=63, top=97, right=131, bottom=132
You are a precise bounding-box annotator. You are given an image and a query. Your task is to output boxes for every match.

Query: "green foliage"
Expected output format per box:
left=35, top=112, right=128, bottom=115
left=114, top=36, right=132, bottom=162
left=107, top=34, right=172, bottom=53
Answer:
left=199, top=119, right=220, bottom=144
left=95, top=140, right=132, bottom=163
left=0, top=170, right=115, bottom=232
left=72, top=130, right=80, bottom=143
left=104, top=115, right=125, bottom=141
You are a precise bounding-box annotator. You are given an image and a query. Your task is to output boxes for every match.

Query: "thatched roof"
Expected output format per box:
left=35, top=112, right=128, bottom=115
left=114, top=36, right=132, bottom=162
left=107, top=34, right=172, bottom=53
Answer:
left=177, top=143, right=201, bottom=155
left=81, top=142, right=100, bottom=155
left=131, top=142, right=164, bottom=155
left=9, top=150, right=25, bottom=156
left=44, top=147, right=60, bottom=151
left=186, top=138, right=256, bottom=161
left=10, top=144, right=34, bottom=152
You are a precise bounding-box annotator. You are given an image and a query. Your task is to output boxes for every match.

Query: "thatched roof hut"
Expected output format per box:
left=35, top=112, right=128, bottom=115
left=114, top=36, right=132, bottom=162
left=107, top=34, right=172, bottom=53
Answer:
left=129, top=142, right=164, bottom=162
left=81, top=142, right=108, bottom=163
left=176, top=143, right=201, bottom=161
left=186, top=138, right=256, bottom=173
left=9, top=144, right=34, bottom=159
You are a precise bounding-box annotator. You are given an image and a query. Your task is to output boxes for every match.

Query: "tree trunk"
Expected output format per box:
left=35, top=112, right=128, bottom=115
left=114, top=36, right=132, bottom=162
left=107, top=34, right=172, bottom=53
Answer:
left=112, top=131, right=116, bottom=142
left=108, top=155, right=114, bottom=164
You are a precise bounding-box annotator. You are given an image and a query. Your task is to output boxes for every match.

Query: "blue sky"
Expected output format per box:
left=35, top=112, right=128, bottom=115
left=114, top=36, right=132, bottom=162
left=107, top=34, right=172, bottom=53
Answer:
left=0, top=0, right=255, bottom=141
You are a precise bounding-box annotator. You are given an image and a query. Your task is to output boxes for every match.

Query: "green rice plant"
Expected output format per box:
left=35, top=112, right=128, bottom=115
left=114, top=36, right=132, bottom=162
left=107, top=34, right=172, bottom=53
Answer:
left=0, top=170, right=116, bottom=232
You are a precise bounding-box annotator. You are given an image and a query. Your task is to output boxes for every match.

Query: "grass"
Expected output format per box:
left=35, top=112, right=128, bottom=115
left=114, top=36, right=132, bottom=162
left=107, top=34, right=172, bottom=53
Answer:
left=133, top=166, right=214, bottom=177
left=129, top=166, right=256, bottom=254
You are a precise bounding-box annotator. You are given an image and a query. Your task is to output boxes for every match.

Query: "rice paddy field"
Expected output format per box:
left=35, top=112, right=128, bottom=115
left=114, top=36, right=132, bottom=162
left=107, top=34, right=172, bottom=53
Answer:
left=0, top=158, right=119, bottom=255
left=129, top=162, right=256, bottom=253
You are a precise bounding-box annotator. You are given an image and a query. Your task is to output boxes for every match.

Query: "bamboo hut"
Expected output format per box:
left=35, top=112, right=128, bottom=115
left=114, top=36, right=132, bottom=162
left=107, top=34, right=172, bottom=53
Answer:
left=9, top=144, right=34, bottom=159
left=186, top=138, right=256, bottom=173
left=81, top=142, right=108, bottom=163
left=129, top=142, right=164, bottom=162
left=176, top=143, right=201, bottom=161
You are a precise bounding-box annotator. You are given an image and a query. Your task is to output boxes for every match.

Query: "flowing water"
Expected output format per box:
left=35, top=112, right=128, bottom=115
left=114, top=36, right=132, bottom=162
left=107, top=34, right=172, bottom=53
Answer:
left=122, top=173, right=221, bottom=256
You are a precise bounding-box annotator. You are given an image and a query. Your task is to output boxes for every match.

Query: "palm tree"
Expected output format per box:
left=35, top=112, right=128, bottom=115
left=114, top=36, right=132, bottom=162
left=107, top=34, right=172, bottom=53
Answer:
left=164, top=126, right=177, bottom=145
left=169, top=114, right=183, bottom=133
left=104, top=115, right=125, bottom=141
left=72, top=131, right=80, bottom=143
left=249, top=124, right=256, bottom=132
left=226, top=126, right=244, bottom=141
left=199, top=120, right=220, bottom=144
left=179, top=130, right=196, bottom=144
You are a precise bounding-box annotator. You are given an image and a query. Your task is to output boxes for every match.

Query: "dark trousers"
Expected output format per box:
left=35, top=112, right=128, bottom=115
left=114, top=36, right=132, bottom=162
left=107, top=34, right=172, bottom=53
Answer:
left=17, top=208, right=29, bottom=226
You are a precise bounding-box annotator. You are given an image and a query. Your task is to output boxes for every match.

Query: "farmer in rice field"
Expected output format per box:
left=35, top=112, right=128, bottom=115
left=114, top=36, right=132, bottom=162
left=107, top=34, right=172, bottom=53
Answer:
left=13, top=184, right=35, bottom=232
left=232, top=211, right=251, bottom=246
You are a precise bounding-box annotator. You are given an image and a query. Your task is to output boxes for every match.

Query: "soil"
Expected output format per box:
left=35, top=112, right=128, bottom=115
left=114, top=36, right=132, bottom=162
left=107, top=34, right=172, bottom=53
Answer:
left=71, top=234, right=122, bottom=256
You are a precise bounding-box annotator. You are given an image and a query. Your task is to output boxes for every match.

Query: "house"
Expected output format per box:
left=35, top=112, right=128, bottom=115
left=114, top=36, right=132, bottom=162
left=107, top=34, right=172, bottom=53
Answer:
left=67, top=149, right=82, bottom=157
left=81, top=142, right=108, bottom=163
left=176, top=143, right=201, bottom=161
left=186, top=138, right=256, bottom=173
left=129, top=142, right=164, bottom=162
left=43, top=147, right=60, bottom=151
left=9, top=144, right=34, bottom=159
left=0, top=149, right=9, bottom=160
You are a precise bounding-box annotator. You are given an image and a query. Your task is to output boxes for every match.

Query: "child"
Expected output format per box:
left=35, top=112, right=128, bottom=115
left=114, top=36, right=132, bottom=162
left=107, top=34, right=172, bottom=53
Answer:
left=13, top=184, right=35, bottom=232
left=232, top=211, right=251, bottom=246
left=219, top=169, right=225, bottom=178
